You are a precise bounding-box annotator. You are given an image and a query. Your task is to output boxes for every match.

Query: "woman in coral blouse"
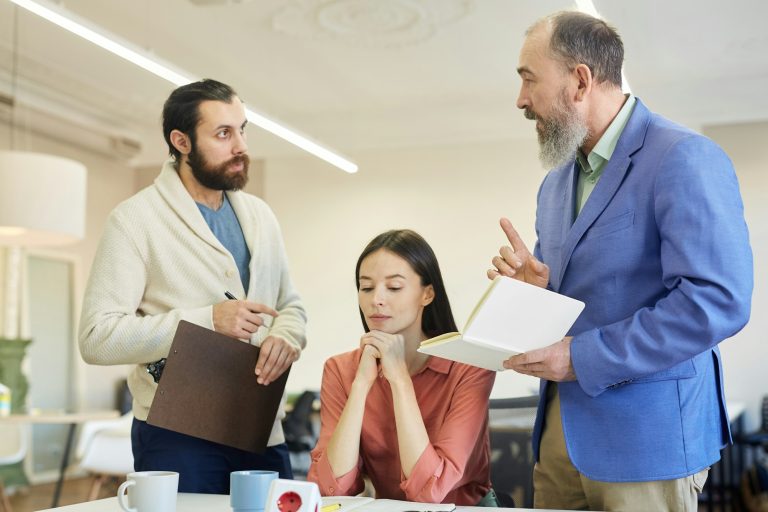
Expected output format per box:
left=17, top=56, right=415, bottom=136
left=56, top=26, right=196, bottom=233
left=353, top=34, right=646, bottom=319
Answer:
left=307, top=229, right=498, bottom=506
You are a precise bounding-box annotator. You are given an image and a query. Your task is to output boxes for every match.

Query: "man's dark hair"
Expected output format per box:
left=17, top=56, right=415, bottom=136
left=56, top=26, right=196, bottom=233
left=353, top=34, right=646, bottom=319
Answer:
left=534, top=11, right=624, bottom=87
left=355, top=229, right=458, bottom=338
left=162, top=79, right=238, bottom=161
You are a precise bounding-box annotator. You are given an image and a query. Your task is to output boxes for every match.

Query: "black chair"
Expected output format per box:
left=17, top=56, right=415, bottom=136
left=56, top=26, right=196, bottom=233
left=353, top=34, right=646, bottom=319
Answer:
left=725, top=396, right=768, bottom=511
left=488, top=395, right=539, bottom=508
left=116, top=379, right=133, bottom=415
left=283, top=390, right=319, bottom=477
left=737, top=396, right=768, bottom=455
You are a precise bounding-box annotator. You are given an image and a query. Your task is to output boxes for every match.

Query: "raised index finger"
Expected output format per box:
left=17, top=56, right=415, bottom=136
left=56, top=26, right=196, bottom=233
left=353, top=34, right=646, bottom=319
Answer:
left=500, top=217, right=531, bottom=256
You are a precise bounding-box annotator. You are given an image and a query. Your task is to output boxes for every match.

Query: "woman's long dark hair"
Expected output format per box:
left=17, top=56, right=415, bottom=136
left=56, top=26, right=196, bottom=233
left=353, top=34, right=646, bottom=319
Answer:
left=355, top=229, right=457, bottom=338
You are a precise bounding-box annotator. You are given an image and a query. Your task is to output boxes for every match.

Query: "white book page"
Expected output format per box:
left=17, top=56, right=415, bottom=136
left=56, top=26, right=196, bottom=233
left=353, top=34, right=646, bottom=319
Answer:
left=464, top=277, right=584, bottom=353
left=418, top=337, right=510, bottom=371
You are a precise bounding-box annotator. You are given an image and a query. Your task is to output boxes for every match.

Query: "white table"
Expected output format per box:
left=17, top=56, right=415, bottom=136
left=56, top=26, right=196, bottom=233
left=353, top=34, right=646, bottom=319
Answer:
left=38, top=493, right=559, bottom=511
left=0, top=409, right=120, bottom=508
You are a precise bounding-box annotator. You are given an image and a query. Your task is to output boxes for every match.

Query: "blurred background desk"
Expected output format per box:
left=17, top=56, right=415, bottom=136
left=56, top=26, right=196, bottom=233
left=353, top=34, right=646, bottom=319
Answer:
left=0, top=410, right=119, bottom=509
left=488, top=395, right=538, bottom=508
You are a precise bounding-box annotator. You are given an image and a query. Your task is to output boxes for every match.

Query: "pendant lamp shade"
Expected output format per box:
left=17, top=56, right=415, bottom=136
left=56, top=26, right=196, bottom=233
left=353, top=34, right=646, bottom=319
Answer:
left=0, top=150, right=87, bottom=247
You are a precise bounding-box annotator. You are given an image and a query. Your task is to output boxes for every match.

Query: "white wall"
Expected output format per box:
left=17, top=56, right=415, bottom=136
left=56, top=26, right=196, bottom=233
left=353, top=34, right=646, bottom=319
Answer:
left=264, top=138, right=546, bottom=401
left=265, top=127, right=767, bottom=431
left=705, top=121, right=768, bottom=432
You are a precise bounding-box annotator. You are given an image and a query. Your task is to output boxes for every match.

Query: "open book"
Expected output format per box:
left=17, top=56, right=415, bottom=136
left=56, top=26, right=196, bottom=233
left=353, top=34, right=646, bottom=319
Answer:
left=417, top=276, right=585, bottom=371
left=321, top=496, right=455, bottom=511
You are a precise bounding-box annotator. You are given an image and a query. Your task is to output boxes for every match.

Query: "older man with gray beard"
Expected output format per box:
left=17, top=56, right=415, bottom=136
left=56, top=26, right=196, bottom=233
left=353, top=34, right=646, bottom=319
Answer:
left=488, top=11, right=752, bottom=512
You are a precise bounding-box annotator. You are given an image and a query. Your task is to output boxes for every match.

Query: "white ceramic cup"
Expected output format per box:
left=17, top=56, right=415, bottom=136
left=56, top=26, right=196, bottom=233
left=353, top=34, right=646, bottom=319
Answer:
left=117, top=471, right=179, bottom=512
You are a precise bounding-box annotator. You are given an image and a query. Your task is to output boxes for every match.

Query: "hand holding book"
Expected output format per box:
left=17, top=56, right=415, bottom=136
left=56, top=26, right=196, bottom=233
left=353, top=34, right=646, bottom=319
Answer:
left=418, top=277, right=584, bottom=371
left=503, top=336, right=577, bottom=381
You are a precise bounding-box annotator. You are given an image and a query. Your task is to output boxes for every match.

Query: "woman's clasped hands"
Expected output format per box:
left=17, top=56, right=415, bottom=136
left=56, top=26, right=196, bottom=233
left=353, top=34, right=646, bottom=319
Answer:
left=355, top=330, right=409, bottom=387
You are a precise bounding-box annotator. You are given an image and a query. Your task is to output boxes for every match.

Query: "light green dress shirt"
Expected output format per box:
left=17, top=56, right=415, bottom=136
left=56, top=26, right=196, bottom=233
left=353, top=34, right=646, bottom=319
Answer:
left=575, top=94, right=636, bottom=216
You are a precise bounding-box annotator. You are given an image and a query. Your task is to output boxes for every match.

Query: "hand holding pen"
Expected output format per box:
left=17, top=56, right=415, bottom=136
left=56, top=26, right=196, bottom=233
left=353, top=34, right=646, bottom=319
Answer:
left=220, top=292, right=297, bottom=385
left=212, top=291, right=279, bottom=341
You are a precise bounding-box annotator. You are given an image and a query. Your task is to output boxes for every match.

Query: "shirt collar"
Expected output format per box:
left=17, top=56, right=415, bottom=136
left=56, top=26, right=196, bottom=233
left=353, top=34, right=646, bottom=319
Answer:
left=423, top=355, right=452, bottom=375
left=577, top=93, right=636, bottom=176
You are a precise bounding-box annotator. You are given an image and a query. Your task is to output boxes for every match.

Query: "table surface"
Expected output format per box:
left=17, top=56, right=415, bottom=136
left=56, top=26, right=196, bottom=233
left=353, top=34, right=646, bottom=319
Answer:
left=0, top=409, right=119, bottom=424
left=488, top=407, right=537, bottom=430
left=33, top=404, right=747, bottom=511
left=0, top=409, right=122, bottom=508
left=38, top=493, right=564, bottom=511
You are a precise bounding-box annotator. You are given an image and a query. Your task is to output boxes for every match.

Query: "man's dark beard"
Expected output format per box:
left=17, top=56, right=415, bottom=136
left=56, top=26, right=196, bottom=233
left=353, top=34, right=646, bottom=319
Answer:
left=187, top=146, right=250, bottom=191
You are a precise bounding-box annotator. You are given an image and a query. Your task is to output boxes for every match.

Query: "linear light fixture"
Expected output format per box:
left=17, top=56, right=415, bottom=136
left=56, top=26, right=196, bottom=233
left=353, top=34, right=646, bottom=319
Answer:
left=8, top=0, right=359, bottom=173
left=573, top=0, right=631, bottom=94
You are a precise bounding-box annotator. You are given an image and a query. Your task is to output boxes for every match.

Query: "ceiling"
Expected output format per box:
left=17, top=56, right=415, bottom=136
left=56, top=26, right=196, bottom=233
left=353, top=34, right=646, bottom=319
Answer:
left=0, top=0, right=766, bottom=169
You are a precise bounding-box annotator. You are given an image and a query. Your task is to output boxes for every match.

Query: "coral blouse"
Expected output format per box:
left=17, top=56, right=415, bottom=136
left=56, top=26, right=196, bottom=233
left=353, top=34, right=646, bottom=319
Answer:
left=308, top=348, right=495, bottom=505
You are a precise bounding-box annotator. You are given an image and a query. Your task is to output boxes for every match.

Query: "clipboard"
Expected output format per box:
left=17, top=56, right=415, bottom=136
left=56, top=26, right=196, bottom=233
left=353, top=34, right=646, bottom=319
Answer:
left=146, top=320, right=290, bottom=453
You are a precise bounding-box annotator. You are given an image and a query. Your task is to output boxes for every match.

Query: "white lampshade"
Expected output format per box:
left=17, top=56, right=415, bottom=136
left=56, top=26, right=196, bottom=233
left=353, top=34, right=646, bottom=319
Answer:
left=0, top=150, right=87, bottom=247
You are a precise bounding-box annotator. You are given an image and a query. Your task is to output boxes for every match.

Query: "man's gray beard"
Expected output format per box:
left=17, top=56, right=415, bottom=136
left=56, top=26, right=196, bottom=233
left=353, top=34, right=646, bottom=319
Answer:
left=530, top=100, right=589, bottom=169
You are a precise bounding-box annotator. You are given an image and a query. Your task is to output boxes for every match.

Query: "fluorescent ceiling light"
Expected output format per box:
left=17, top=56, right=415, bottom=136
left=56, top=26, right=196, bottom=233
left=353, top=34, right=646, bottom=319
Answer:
left=573, top=0, right=600, bottom=18
left=8, top=0, right=359, bottom=173
left=573, top=0, right=632, bottom=94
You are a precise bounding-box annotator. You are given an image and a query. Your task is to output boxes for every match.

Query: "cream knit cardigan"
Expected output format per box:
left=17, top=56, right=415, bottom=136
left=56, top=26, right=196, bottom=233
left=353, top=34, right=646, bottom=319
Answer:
left=79, top=160, right=306, bottom=446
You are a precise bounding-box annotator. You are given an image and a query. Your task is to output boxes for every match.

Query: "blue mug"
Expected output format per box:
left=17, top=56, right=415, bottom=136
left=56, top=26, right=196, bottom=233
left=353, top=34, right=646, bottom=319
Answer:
left=230, top=470, right=278, bottom=512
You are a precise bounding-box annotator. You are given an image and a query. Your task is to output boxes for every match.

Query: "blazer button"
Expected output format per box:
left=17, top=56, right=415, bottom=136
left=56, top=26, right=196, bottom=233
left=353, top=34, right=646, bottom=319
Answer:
left=225, top=269, right=235, bottom=278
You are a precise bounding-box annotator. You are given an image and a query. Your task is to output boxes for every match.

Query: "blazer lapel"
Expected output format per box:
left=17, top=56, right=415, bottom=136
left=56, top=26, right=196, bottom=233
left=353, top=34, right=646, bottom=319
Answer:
left=548, top=162, right=579, bottom=291
left=556, top=99, right=652, bottom=286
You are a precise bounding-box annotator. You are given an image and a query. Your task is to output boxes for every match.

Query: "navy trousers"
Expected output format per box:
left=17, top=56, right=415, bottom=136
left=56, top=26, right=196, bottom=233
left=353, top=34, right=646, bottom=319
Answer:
left=131, top=418, right=293, bottom=494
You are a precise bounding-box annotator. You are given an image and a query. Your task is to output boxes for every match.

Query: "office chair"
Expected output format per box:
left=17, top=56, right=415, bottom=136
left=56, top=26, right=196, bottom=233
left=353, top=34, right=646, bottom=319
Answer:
left=282, top=390, right=319, bottom=478
left=0, top=424, right=26, bottom=512
left=74, top=412, right=134, bottom=500
left=738, top=396, right=768, bottom=454
left=488, top=395, right=539, bottom=508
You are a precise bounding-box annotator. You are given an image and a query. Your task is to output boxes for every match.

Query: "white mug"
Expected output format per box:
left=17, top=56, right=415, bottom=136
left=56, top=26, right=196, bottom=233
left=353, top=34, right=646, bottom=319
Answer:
left=117, top=471, right=179, bottom=512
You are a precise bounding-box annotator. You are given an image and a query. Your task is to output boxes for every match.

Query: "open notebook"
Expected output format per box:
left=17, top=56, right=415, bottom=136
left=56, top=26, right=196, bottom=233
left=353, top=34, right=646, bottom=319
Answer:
left=321, top=496, right=455, bottom=511
left=418, top=276, right=584, bottom=371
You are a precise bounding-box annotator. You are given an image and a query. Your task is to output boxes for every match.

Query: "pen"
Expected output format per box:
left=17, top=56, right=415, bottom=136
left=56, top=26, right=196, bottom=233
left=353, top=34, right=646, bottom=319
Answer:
left=321, top=505, right=341, bottom=512
left=224, top=291, right=237, bottom=300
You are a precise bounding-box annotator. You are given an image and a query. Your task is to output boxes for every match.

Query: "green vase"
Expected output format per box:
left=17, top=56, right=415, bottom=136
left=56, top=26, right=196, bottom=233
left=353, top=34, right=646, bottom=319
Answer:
left=0, top=338, right=32, bottom=488
left=0, top=338, right=31, bottom=413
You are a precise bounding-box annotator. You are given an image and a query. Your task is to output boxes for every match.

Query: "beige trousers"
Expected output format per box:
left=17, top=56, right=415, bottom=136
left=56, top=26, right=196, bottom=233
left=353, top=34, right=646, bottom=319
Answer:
left=533, top=384, right=708, bottom=511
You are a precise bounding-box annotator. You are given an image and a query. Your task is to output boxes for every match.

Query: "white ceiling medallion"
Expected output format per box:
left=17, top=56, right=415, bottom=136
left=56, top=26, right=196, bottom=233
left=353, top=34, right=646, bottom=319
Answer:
left=187, top=0, right=255, bottom=5
left=272, top=0, right=474, bottom=47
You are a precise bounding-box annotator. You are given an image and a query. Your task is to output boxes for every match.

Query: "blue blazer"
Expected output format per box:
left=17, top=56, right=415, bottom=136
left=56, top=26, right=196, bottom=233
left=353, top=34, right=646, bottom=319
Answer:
left=531, top=99, right=753, bottom=482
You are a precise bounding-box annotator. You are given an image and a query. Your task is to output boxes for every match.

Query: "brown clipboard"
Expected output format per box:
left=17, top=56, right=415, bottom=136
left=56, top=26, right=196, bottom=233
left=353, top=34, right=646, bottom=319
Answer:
left=146, top=320, right=289, bottom=453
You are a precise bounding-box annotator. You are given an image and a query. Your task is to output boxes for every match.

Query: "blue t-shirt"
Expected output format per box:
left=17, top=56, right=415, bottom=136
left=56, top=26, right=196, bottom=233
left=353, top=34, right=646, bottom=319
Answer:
left=196, top=194, right=250, bottom=293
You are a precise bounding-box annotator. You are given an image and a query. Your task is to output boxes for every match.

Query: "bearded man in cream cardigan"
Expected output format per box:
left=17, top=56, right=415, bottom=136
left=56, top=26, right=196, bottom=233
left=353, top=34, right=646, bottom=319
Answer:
left=79, top=79, right=307, bottom=494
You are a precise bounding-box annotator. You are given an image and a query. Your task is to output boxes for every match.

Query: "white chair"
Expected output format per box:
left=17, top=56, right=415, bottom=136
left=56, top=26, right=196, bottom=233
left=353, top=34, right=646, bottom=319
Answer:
left=0, top=424, right=26, bottom=512
left=74, top=412, right=134, bottom=501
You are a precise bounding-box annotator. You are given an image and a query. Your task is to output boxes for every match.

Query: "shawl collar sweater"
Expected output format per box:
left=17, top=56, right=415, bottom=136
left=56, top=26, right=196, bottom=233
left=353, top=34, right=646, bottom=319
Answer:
left=79, top=160, right=306, bottom=445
